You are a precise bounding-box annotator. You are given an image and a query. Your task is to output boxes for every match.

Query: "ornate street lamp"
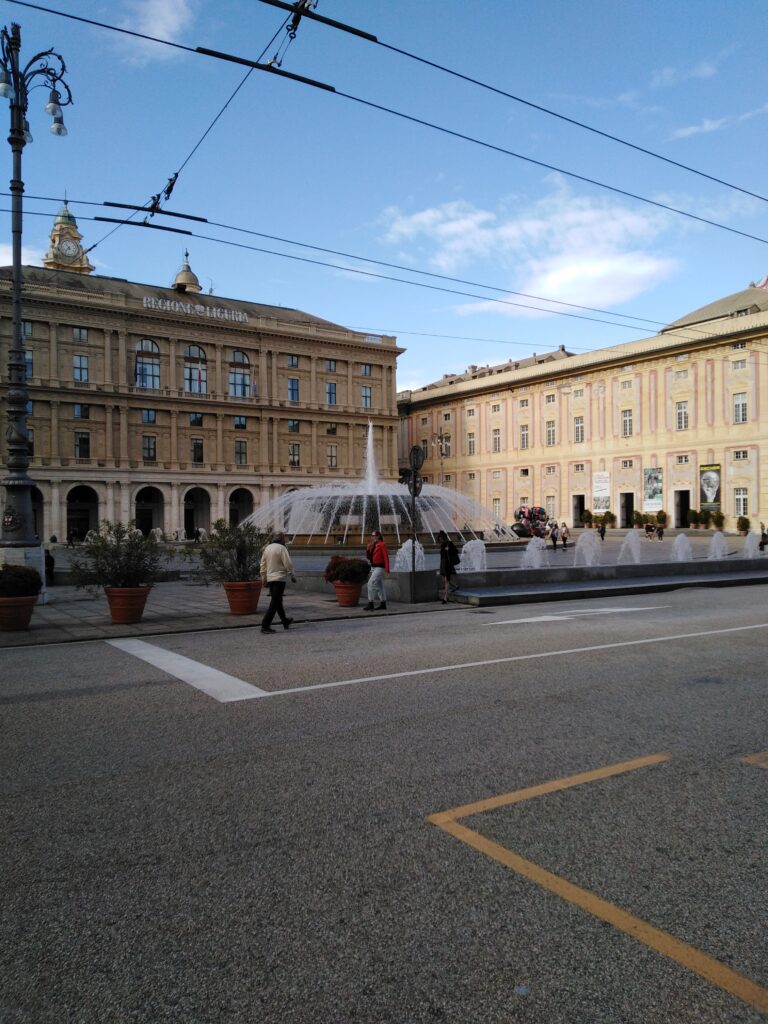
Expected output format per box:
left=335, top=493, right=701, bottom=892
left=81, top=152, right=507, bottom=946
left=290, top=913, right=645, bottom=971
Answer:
left=0, top=22, right=71, bottom=546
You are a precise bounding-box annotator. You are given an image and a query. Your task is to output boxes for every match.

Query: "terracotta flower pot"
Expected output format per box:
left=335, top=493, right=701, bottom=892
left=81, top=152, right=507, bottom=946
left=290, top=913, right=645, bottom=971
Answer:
left=223, top=580, right=262, bottom=615
left=0, top=594, right=38, bottom=631
left=105, top=587, right=150, bottom=625
left=333, top=581, right=363, bottom=607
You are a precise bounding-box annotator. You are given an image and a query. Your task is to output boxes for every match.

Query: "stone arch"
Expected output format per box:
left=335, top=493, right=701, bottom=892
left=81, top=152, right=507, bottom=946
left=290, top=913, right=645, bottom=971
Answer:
left=66, top=484, right=99, bottom=541
left=183, top=486, right=212, bottom=538
left=228, top=487, right=254, bottom=525
left=134, top=485, right=165, bottom=535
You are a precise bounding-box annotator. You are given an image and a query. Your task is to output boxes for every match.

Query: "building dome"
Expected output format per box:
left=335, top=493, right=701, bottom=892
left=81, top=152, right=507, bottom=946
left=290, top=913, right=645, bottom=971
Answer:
left=54, top=200, right=76, bottom=226
left=173, top=250, right=202, bottom=294
left=664, top=280, right=768, bottom=331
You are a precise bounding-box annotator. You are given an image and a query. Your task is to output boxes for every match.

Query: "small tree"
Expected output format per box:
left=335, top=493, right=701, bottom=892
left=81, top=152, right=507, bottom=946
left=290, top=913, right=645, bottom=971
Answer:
left=581, top=509, right=593, bottom=527
left=70, top=521, right=166, bottom=589
left=656, top=510, right=668, bottom=526
left=736, top=515, right=750, bottom=534
left=711, top=510, right=725, bottom=530
left=687, top=509, right=700, bottom=528
left=196, top=519, right=271, bottom=583
left=698, top=509, right=711, bottom=528
left=603, top=511, right=617, bottom=528
left=632, top=510, right=644, bottom=527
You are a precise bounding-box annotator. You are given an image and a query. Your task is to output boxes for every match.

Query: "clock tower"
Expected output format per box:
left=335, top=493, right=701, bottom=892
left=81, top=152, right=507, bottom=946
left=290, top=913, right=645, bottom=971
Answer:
left=42, top=201, right=94, bottom=274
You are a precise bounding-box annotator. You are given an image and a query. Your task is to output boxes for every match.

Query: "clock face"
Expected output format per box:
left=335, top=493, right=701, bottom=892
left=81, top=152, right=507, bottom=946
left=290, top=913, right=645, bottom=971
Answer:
left=58, top=238, right=80, bottom=259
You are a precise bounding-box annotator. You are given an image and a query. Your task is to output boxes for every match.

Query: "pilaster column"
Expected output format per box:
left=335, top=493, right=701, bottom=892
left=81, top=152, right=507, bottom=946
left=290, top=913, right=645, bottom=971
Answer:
left=217, top=482, right=226, bottom=521
left=259, top=349, right=267, bottom=401
left=311, top=420, right=318, bottom=470
left=259, top=416, right=269, bottom=469
left=272, top=417, right=280, bottom=467
left=119, top=405, right=129, bottom=464
left=50, top=479, right=62, bottom=539
left=105, top=404, right=114, bottom=466
left=117, top=330, right=127, bottom=387
left=104, top=330, right=113, bottom=385
left=347, top=361, right=354, bottom=409
left=170, top=482, right=181, bottom=537
left=347, top=422, right=355, bottom=471
left=310, top=356, right=317, bottom=406
left=170, top=410, right=178, bottom=465
left=169, top=338, right=177, bottom=391
left=215, top=347, right=223, bottom=397
left=216, top=413, right=224, bottom=467
left=48, top=321, right=59, bottom=385
left=271, top=352, right=278, bottom=403
left=119, top=480, right=131, bottom=523
left=105, top=481, right=115, bottom=522
left=50, top=401, right=60, bottom=460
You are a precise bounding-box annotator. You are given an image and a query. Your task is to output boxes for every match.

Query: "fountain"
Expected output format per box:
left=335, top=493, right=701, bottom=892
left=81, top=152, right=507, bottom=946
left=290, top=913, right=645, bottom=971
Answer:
left=573, top=530, right=602, bottom=567
left=670, top=534, right=693, bottom=562
left=393, top=538, right=425, bottom=572
left=708, top=531, right=728, bottom=560
left=617, top=529, right=642, bottom=565
left=520, top=536, right=550, bottom=569
left=458, top=539, right=487, bottom=573
left=244, top=422, right=517, bottom=545
left=742, top=532, right=760, bottom=559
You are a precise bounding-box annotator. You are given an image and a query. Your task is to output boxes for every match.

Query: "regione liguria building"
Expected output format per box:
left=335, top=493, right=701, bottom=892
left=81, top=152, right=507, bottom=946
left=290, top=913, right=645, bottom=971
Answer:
left=0, top=205, right=402, bottom=541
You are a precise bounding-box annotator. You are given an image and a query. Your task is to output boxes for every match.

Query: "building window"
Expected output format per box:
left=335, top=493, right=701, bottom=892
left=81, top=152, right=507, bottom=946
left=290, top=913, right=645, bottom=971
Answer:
left=574, top=416, right=584, bottom=443
left=546, top=496, right=555, bottom=519
left=492, top=470, right=501, bottom=479
left=676, top=454, right=689, bottom=464
left=443, top=412, right=451, bottom=421
left=326, top=359, right=336, bottom=372
left=74, top=431, right=90, bottom=459
left=421, top=416, right=428, bottom=425
left=442, top=435, right=451, bottom=457
left=621, top=459, right=633, bottom=469
left=519, top=398, right=529, bottom=408
left=73, top=326, right=88, bottom=342
left=675, top=401, right=689, bottom=430
left=142, top=436, right=157, bottom=462
left=326, top=423, right=337, bottom=435
left=191, top=438, right=204, bottom=464
left=734, top=488, right=748, bottom=516
left=621, top=380, right=632, bottom=390
left=519, top=495, right=529, bottom=506
left=492, top=498, right=501, bottom=519
left=361, top=385, right=372, bottom=409
left=327, top=444, right=338, bottom=468
left=731, top=341, right=747, bottom=350
left=421, top=439, right=428, bottom=458
left=27, top=428, right=34, bottom=457
left=622, top=409, right=633, bottom=437
left=288, top=419, right=300, bottom=433
left=141, top=409, right=156, bottom=424
left=235, top=440, right=247, bottom=466
left=189, top=412, right=203, bottom=427
left=361, top=363, right=372, bottom=377
left=733, top=449, right=748, bottom=461
left=228, top=351, right=251, bottom=398
left=326, top=382, right=337, bottom=405
left=444, top=475, right=451, bottom=483
left=136, top=339, right=160, bottom=390
left=73, top=403, right=89, bottom=419
left=468, top=472, right=476, bottom=480
left=491, top=403, right=501, bottom=413
left=731, top=359, right=746, bottom=371
left=467, top=408, right=475, bottom=417
left=492, top=428, right=501, bottom=453
left=675, top=354, right=688, bottom=362
left=573, top=389, right=583, bottom=398
left=546, top=420, right=555, bottom=446
left=24, top=351, right=33, bottom=378
left=520, top=424, right=529, bottom=449
left=674, top=369, right=688, bottom=380
left=288, top=378, right=299, bottom=402
left=545, top=394, right=556, bottom=404
left=183, top=345, right=207, bottom=394
left=21, top=320, right=32, bottom=337
left=733, top=392, right=747, bottom=424
left=467, top=432, right=475, bottom=455
left=288, top=442, right=300, bottom=467
left=520, top=468, right=529, bottom=477
left=546, top=465, right=556, bottom=474
left=73, top=354, right=89, bottom=383
left=287, top=354, right=299, bottom=368
left=574, top=463, right=584, bottom=473
left=234, top=415, right=247, bottom=429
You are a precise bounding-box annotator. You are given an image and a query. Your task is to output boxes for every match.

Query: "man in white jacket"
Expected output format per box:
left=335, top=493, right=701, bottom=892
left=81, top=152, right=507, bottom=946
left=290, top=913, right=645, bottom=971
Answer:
left=259, top=532, right=295, bottom=634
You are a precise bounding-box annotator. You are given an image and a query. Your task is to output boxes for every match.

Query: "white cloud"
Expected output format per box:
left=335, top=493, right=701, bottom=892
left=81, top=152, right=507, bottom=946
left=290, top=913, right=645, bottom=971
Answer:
left=380, top=186, right=678, bottom=319
left=671, top=102, right=768, bottom=140
left=0, top=243, right=43, bottom=266
left=650, top=60, right=718, bottom=89
left=117, top=0, right=197, bottom=62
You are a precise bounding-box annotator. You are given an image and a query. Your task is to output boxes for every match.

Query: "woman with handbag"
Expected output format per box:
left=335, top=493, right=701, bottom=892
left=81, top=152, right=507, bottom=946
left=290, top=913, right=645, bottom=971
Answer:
left=437, top=530, right=460, bottom=603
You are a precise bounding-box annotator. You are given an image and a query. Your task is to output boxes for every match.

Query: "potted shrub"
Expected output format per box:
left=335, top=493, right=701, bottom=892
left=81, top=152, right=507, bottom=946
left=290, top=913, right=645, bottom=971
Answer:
left=324, top=555, right=370, bottom=607
left=698, top=508, right=712, bottom=529
left=196, top=519, right=271, bottom=615
left=603, top=511, right=617, bottom=529
left=632, top=510, right=644, bottom=528
left=580, top=509, right=593, bottom=528
left=69, top=520, right=166, bottom=624
left=736, top=515, right=750, bottom=536
left=656, top=510, right=668, bottom=526
left=687, top=509, right=700, bottom=529
left=711, top=510, right=725, bottom=531
left=0, top=563, right=42, bottom=630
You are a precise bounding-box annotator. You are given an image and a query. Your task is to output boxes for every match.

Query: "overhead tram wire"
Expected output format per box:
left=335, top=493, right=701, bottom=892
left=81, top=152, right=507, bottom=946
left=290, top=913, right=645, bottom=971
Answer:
left=10, top=2, right=768, bottom=248
left=254, top=0, right=768, bottom=206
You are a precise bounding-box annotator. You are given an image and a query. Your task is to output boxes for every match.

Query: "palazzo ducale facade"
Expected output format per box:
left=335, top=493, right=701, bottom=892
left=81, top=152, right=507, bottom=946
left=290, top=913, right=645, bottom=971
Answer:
left=0, top=206, right=402, bottom=541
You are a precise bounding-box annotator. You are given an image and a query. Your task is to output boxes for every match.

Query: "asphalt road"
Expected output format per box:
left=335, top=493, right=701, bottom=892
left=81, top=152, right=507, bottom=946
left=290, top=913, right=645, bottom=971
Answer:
left=2, top=584, right=767, bottom=1023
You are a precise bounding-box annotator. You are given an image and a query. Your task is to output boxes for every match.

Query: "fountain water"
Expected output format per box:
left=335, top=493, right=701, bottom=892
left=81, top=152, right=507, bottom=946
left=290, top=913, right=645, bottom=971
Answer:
left=520, top=536, right=550, bottom=569
left=458, top=539, right=486, bottom=573
left=244, top=422, right=517, bottom=544
left=742, top=532, right=760, bottom=558
left=393, top=538, right=425, bottom=572
left=573, top=530, right=602, bottom=567
left=617, top=529, right=642, bottom=565
left=708, top=531, right=728, bottom=560
left=670, top=534, right=693, bottom=562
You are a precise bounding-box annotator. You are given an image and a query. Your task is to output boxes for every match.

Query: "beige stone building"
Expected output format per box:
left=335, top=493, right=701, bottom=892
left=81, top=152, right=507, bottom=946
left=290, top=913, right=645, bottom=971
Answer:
left=398, top=284, right=768, bottom=530
left=0, top=206, right=402, bottom=541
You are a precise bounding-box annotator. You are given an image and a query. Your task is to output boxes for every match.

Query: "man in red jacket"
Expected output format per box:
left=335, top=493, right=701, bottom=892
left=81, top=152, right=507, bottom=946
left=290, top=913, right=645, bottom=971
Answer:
left=364, top=529, right=389, bottom=611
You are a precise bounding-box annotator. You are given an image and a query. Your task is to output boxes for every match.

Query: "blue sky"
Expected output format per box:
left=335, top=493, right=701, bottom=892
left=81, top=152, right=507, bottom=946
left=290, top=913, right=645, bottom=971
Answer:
left=3, top=0, right=768, bottom=388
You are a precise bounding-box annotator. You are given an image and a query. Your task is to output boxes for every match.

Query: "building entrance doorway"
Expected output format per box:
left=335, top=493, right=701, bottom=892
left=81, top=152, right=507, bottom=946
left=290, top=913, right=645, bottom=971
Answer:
left=184, top=487, right=210, bottom=539
left=135, top=486, right=165, bottom=535
left=66, top=485, right=98, bottom=541
left=619, top=492, right=635, bottom=528
left=228, top=488, right=254, bottom=525
left=674, top=490, right=691, bottom=529
left=572, top=494, right=585, bottom=525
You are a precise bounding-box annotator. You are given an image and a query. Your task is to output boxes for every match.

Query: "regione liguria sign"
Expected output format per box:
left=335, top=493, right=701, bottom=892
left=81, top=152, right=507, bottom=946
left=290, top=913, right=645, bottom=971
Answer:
left=142, top=296, right=249, bottom=323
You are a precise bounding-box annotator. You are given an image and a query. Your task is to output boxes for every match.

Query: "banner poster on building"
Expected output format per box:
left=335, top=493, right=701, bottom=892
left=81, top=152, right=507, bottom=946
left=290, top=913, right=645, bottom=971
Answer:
left=593, top=471, right=610, bottom=512
left=700, top=464, right=722, bottom=511
left=643, top=467, right=663, bottom=513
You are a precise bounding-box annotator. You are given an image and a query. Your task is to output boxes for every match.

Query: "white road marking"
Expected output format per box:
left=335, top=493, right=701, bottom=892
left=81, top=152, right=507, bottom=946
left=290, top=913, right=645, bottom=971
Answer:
left=107, top=638, right=267, bottom=702
left=486, top=604, right=671, bottom=626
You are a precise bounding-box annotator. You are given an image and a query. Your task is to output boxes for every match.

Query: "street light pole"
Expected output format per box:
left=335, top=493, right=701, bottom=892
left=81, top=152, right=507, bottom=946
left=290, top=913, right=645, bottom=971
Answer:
left=0, top=22, right=71, bottom=547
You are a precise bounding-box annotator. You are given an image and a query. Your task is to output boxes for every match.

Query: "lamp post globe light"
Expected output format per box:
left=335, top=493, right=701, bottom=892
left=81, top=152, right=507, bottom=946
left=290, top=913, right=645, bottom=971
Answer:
left=0, top=22, right=71, bottom=547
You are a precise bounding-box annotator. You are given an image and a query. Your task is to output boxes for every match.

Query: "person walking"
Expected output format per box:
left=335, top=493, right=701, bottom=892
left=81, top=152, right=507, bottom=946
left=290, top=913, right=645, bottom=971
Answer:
left=560, top=523, right=570, bottom=550
left=259, top=532, right=295, bottom=634
left=364, top=529, right=389, bottom=611
left=598, top=522, right=606, bottom=542
left=549, top=522, right=559, bottom=552
left=437, top=529, right=460, bottom=603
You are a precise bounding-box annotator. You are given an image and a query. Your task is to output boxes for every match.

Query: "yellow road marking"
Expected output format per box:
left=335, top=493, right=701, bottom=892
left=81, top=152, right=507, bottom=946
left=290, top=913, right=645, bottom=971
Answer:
left=741, top=751, right=768, bottom=769
left=428, top=754, right=768, bottom=1015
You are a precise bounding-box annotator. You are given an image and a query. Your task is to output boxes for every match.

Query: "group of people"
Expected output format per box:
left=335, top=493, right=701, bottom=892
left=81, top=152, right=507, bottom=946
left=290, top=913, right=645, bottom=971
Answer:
left=644, top=522, right=665, bottom=540
left=547, top=521, right=570, bottom=551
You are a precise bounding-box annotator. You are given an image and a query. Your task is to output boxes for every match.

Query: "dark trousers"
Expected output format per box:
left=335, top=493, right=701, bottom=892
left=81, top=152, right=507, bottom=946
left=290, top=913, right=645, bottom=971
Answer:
left=262, top=581, right=288, bottom=628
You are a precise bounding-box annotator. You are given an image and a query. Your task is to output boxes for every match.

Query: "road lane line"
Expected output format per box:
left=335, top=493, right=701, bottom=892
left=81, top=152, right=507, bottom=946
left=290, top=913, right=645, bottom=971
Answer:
left=428, top=755, right=768, bottom=1015
left=107, top=638, right=267, bottom=702
left=486, top=605, right=671, bottom=625
left=741, top=751, right=768, bottom=769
